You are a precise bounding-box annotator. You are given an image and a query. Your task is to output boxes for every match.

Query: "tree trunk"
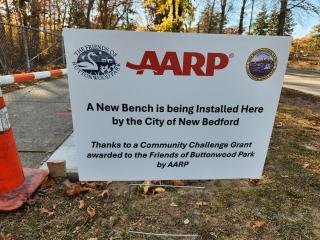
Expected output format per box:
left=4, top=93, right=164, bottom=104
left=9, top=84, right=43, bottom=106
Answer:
left=62, top=1, right=68, bottom=28
left=172, top=0, right=183, bottom=32
left=208, top=0, right=216, bottom=33
left=0, top=15, right=8, bottom=73
left=42, top=0, right=47, bottom=31
left=67, top=0, right=73, bottom=27
left=4, top=0, right=13, bottom=43
left=248, top=0, right=255, bottom=34
left=238, top=0, right=246, bottom=34
left=219, top=0, right=227, bottom=34
left=18, top=0, right=28, bottom=26
left=48, top=0, right=53, bottom=31
left=53, top=6, right=56, bottom=32
left=277, top=0, right=287, bottom=36
left=86, top=0, right=95, bottom=28
left=57, top=3, right=62, bottom=31
left=18, top=0, right=29, bottom=67
left=30, top=0, right=41, bottom=55
left=101, top=0, right=110, bottom=29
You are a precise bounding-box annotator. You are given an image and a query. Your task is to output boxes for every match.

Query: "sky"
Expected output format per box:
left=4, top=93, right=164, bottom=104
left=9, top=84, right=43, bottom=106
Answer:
left=292, top=16, right=320, bottom=37
left=193, top=0, right=320, bottom=38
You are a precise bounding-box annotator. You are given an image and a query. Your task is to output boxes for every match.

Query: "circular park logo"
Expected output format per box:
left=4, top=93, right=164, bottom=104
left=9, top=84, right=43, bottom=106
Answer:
left=246, top=48, right=277, bottom=81
left=73, top=44, right=120, bottom=80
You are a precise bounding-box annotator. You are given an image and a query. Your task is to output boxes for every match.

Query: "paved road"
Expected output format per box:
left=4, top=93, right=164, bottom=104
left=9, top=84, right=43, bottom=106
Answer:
left=284, top=68, right=320, bottom=96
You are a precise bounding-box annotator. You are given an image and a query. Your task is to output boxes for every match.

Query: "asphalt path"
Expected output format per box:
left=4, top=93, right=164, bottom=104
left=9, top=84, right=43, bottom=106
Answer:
left=3, top=77, right=73, bottom=168
left=284, top=68, right=320, bottom=96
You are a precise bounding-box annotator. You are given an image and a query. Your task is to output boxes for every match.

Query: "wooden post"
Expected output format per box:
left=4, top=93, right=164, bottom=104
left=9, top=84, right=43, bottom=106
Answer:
left=47, top=160, right=67, bottom=178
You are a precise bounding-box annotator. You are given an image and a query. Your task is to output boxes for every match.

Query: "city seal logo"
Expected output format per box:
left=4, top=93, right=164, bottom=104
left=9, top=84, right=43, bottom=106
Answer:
left=73, top=44, right=120, bottom=80
left=246, top=48, right=277, bottom=81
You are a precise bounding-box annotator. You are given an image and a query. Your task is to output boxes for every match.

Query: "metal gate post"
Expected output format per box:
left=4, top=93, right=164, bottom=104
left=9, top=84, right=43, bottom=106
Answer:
left=22, top=27, right=31, bottom=71
left=61, top=37, right=66, bottom=66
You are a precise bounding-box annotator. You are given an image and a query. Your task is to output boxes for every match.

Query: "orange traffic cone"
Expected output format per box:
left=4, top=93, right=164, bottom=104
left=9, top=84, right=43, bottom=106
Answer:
left=0, top=87, right=48, bottom=211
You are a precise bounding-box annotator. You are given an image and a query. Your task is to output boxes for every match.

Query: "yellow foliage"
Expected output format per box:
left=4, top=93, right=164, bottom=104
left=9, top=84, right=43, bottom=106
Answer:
left=144, top=0, right=194, bottom=32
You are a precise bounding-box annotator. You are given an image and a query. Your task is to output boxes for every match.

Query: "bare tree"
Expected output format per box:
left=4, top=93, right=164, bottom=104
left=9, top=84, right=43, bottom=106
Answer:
left=277, top=0, right=288, bottom=35
left=248, top=0, right=255, bottom=34
left=208, top=0, right=216, bottom=33
left=277, top=0, right=320, bottom=35
left=219, top=0, right=227, bottom=33
left=86, top=0, right=95, bottom=28
left=3, top=0, right=13, bottom=42
left=97, top=0, right=133, bottom=29
left=238, top=0, right=248, bottom=34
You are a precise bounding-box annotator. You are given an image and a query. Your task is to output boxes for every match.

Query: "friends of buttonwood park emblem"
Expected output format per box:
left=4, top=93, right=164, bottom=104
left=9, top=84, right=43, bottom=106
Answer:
left=246, top=48, right=277, bottom=81
left=73, top=44, right=120, bottom=80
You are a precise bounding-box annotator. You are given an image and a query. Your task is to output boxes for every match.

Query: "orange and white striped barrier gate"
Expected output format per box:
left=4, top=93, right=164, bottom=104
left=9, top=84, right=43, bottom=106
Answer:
left=0, top=69, right=67, bottom=85
left=0, top=87, right=48, bottom=211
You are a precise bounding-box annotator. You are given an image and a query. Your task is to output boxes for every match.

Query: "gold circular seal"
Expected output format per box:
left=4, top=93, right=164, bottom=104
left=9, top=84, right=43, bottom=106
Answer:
left=246, top=48, right=277, bottom=81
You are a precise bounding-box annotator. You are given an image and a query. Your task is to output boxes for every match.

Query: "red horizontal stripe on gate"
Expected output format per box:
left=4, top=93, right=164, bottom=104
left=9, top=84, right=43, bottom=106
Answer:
left=50, top=69, right=63, bottom=77
left=13, top=73, right=35, bottom=83
left=0, top=97, right=5, bottom=109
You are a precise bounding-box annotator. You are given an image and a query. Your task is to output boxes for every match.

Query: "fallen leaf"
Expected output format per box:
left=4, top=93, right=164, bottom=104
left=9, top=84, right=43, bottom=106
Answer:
left=79, top=200, right=85, bottom=209
left=303, top=145, right=319, bottom=152
left=252, top=220, right=266, bottom=229
left=64, top=184, right=82, bottom=197
left=141, top=180, right=162, bottom=195
left=196, top=201, right=208, bottom=206
left=80, top=182, right=96, bottom=191
left=142, top=180, right=152, bottom=194
left=80, top=187, right=96, bottom=193
left=40, top=208, right=54, bottom=216
left=275, top=122, right=283, bottom=128
left=154, top=187, right=166, bottom=193
left=72, top=226, right=80, bottom=234
left=99, top=189, right=111, bottom=198
left=40, top=178, right=55, bottom=190
left=170, top=202, right=178, bottom=207
left=183, top=219, right=190, bottom=225
left=171, top=180, right=185, bottom=186
left=0, top=233, right=13, bottom=240
left=87, top=206, right=96, bottom=219
left=303, top=163, right=310, bottom=169
left=248, top=179, right=260, bottom=185
left=64, top=182, right=96, bottom=197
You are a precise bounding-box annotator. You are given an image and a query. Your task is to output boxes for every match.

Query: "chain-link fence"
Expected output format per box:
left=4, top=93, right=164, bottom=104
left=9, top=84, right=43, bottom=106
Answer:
left=0, top=22, right=65, bottom=75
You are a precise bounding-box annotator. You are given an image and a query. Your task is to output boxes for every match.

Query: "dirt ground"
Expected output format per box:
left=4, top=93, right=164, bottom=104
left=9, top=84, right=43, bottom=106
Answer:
left=0, top=88, right=319, bottom=240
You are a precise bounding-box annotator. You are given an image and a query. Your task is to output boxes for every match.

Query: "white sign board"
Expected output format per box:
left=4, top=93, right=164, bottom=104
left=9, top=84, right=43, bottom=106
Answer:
left=63, top=29, right=291, bottom=181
